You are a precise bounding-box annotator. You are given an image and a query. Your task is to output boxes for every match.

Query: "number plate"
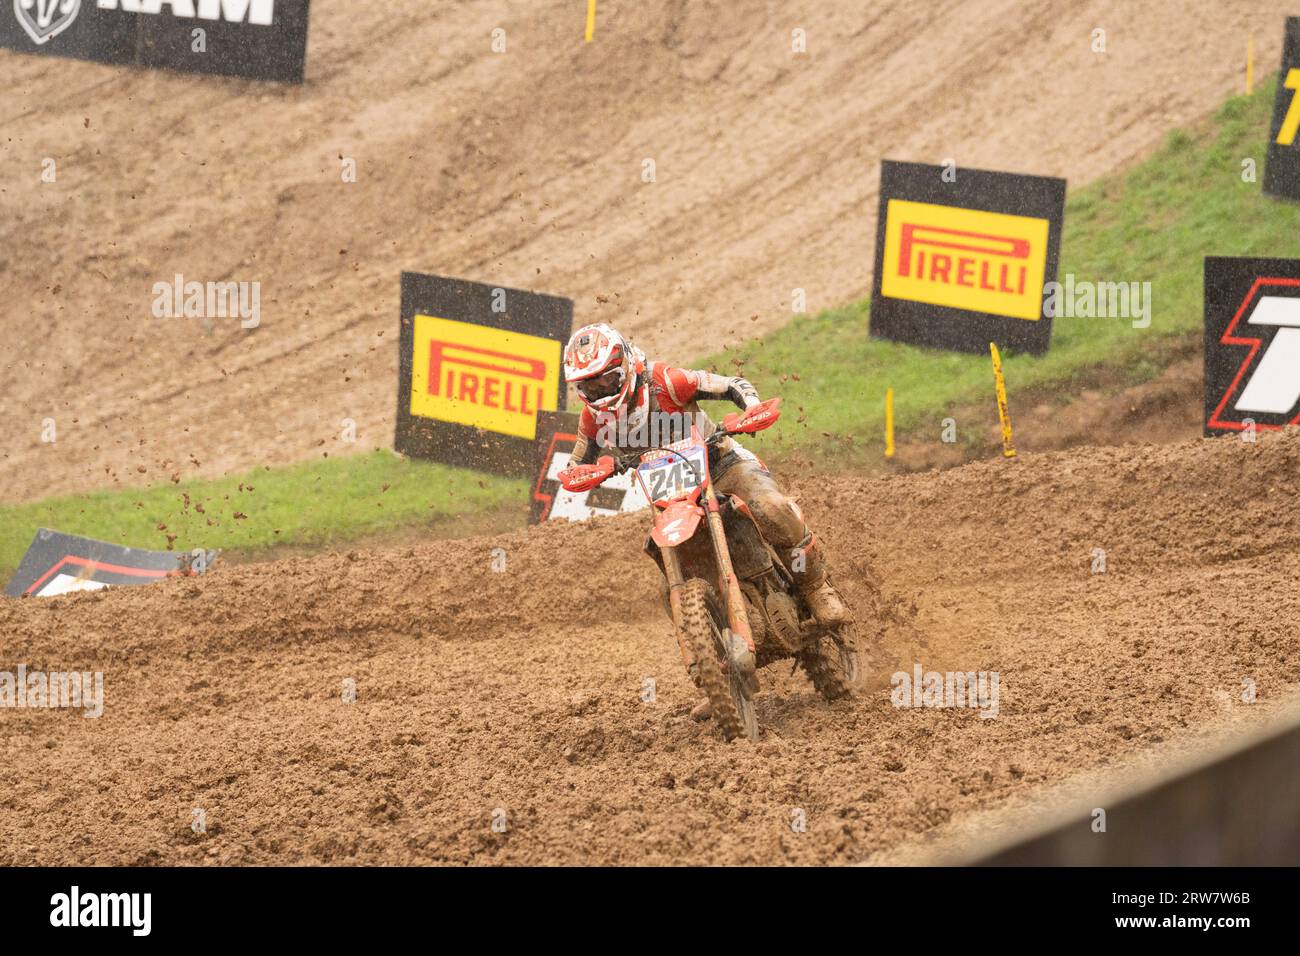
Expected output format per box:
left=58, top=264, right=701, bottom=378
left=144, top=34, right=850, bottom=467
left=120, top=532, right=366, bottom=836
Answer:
left=636, top=443, right=708, bottom=504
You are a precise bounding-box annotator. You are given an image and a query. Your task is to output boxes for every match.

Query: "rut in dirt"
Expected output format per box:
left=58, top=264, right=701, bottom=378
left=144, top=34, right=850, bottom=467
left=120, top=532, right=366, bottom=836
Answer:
left=1, top=432, right=1298, bottom=865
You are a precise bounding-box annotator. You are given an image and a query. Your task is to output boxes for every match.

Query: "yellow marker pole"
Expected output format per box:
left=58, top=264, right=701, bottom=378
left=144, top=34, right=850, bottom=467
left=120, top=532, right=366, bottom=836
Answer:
left=585, top=0, right=596, bottom=43
left=885, top=388, right=895, bottom=459
left=1247, top=33, right=1254, bottom=94
left=989, top=342, right=1016, bottom=459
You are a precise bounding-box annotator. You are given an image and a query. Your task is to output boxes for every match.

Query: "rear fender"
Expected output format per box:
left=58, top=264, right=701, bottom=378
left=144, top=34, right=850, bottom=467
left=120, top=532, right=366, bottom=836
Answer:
left=651, top=499, right=704, bottom=548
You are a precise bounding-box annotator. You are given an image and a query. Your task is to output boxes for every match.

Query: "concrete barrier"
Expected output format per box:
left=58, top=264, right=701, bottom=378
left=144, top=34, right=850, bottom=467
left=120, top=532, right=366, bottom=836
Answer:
left=968, top=704, right=1300, bottom=866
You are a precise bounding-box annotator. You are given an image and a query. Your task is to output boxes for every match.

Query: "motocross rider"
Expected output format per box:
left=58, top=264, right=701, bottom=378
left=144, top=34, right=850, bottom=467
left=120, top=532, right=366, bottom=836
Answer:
left=560, top=323, right=850, bottom=628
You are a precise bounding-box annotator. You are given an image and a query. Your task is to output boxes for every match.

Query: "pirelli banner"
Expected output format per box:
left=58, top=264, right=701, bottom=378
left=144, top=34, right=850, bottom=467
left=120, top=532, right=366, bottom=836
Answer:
left=529, top=411, right=650, bottom=524
left=0, top=0, right=310, bottom=83
left=1264, top=17, right=1300, bottom=201
left=1204, top=257, right=1300, bottom=436
left=396, top=272, right=573, bottom=478
left=870, top=160, right=1067, bottom=356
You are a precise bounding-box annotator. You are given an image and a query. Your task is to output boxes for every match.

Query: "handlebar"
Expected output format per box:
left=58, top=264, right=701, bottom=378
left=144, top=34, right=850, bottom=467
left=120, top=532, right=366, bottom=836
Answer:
left=557, top=397, right=781, bottom=493
left=609, top=428, right=728, bottom=475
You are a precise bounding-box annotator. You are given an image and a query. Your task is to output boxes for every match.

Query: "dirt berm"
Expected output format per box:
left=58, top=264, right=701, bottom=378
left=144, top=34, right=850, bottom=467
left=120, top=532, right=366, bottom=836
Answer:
left=1, top=432, right=1297, bottom=865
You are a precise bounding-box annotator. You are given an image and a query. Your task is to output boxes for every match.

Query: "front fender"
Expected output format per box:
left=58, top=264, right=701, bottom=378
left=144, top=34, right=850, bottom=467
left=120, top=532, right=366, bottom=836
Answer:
left=651, top=500, right=704, bottom=548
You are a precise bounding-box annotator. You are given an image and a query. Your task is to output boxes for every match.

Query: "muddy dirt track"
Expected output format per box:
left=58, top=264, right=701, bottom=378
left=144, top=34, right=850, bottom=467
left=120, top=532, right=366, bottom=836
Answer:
left=1, top=432, right=1297, bottom=865
left=0, top=0, right=1286, bottom=502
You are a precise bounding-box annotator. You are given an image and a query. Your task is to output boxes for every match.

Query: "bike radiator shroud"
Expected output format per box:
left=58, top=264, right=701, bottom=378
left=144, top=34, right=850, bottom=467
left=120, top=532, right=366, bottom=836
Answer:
left=643, top=494, right=775, bottom=586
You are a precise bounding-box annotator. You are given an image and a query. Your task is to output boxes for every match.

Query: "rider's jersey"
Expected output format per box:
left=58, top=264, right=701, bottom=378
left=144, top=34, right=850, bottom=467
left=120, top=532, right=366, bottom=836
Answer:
left=570, top=362, right=760, bottom=467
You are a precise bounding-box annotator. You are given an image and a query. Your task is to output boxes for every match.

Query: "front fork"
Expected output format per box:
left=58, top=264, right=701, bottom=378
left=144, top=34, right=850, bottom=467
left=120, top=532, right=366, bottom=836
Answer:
left=661, top=546, right=696, bottom=677
left=661, top=493, right=758, bottom=679
left=661, top=484, right=758, bottom=687
left=702, top=481, right=756, bottom=664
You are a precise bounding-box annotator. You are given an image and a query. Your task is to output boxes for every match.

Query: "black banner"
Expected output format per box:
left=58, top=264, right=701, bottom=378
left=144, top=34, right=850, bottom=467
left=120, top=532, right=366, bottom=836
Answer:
left=0, top=0, right=310, bottom=83
left=4, top=529, right=214, bottom=597
left=528, top=410, right=649, bottom=524
left=1203, top=256, right=1300, bottom=436
left=0, top=866, right=1288, bottom=941
left=869, top=160, right=1066, bottom=356
left=395, top=272, right=572, bottom=478
left=1263, top=17, right=1300, bottom=201
left=529, top=410, right=581, bottom=523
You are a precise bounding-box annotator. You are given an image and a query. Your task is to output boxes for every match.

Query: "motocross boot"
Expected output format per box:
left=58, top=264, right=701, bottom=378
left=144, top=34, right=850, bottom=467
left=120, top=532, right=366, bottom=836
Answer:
left=802, top=579, right=851, bottom=626
left=789, top=533, right=851, bottom=626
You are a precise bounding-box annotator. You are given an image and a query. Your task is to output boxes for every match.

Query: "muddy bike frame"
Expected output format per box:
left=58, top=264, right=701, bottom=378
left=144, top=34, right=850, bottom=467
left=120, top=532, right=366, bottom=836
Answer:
left=628, top=428, right=757, bottom=677
left=560, top=398, right=783, bottom=679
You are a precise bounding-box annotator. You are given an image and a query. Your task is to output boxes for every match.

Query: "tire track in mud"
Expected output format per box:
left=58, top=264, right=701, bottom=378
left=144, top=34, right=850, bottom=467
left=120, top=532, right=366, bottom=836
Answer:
left=1, top=432, right=1297, bottom=864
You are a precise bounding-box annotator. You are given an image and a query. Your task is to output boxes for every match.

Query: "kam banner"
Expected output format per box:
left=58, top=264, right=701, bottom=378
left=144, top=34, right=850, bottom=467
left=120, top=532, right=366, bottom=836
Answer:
left=870, top=160, right=1066, bottom=356
left=0, top=0, right=311, bottom=83
left=396, top=272, right=572, bottom=477
left=1203, top=256, right=1300, bottom=437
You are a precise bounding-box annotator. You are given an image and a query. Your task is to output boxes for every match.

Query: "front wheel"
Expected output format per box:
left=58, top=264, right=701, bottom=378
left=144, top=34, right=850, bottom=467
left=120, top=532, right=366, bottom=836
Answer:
left=678, top=578, right=758, bottom=742
left=798, top=624, right=861, bottom=702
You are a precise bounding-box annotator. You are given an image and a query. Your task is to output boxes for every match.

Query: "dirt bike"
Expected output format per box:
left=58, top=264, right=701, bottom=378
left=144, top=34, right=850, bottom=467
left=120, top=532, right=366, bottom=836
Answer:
left=559, top=398, right=860, bottom=742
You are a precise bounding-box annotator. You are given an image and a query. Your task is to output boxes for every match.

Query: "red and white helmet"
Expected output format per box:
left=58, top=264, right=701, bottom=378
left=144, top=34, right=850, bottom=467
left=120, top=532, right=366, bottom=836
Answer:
left=563, top=323, right=644, bottom=412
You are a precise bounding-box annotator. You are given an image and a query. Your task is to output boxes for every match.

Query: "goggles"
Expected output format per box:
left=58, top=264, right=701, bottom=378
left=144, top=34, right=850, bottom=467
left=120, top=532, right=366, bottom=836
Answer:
left=576, top=366, right=625, bottom=403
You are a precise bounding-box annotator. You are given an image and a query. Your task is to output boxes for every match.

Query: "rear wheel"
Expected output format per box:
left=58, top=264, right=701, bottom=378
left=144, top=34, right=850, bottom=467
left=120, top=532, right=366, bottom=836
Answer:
left=799, top=624, right=861, bottom=701
left=678, top=578, right=758, bottom=742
